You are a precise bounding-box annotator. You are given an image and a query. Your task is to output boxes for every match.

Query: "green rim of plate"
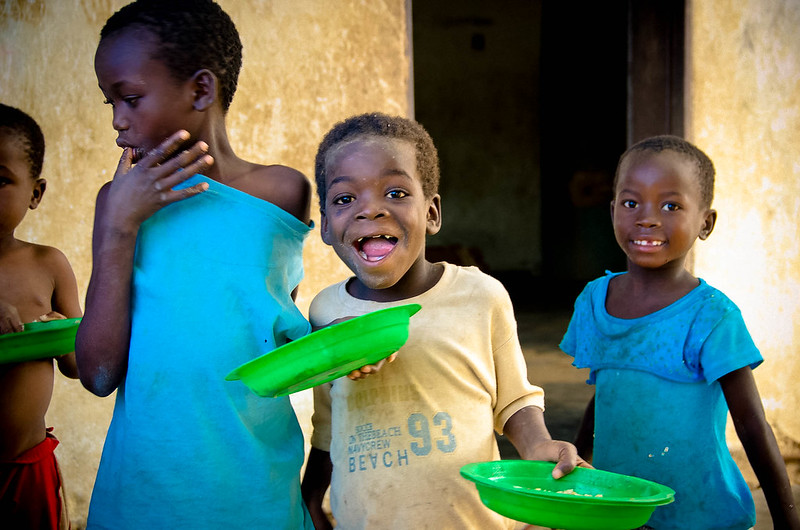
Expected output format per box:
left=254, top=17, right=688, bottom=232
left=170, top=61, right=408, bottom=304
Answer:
left=0, top=317, right=82, bottom=363
left=226, top=303, right=421, bottom=397
left=460, top=460, right=674, bottom=530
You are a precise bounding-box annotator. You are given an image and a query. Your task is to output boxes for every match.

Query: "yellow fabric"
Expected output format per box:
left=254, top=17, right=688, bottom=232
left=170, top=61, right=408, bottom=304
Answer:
left=310, top=263, right=544, bottom=529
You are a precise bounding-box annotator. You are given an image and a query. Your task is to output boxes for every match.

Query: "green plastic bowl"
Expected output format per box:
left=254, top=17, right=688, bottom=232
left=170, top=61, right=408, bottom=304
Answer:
left=460, top=460, right=674, bottom=530
left=226, top=303, right=421, bottom=397
left=0, top=318, right=82, bottom=364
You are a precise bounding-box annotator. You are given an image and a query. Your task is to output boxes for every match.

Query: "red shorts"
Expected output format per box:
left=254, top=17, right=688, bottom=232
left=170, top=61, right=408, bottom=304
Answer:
left=0, top=431, right=68, bottom=529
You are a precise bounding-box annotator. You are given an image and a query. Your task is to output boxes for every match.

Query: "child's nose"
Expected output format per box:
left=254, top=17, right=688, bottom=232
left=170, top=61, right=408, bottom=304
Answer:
left=112, top=108, right=128, bottom=131
left=355, top=200, right=388, bottom=220
left=635, top=205, right=661, bottom=227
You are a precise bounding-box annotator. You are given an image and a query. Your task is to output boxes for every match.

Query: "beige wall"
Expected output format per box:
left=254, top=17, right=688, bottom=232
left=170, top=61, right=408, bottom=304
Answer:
left=1, top=0, right=411, bottom=526
left=3, top=0, right=799, bottom=525
left=687, top=0, right=800, bottom=482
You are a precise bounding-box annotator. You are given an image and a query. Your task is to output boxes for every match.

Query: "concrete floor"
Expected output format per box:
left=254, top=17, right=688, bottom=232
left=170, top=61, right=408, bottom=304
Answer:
left=504, top=309, right=798, bottom=530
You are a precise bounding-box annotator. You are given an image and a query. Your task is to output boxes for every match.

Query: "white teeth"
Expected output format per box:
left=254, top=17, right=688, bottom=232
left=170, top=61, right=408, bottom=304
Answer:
left=633, top=240, right=664, bottom=246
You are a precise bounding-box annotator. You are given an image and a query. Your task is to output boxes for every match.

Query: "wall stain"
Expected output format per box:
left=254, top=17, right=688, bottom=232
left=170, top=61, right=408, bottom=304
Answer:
left=0, top=0, right=46, bottom=24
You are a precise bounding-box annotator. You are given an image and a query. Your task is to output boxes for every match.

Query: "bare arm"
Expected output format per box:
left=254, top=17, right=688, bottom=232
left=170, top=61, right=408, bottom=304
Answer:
left=48, top=248, right=82, bottom=379
left=721, top=367, right=800, bottom=529
left=503, top=405, right=589, bottom=479
left=301, top=447, right=334, bottom=530
left=75, top=132, right=212, bottom=396
left=74, top=182, right=137, bottom=395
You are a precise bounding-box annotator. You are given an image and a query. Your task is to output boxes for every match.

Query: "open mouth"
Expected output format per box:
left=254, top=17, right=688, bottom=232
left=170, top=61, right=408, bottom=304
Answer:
left=356, top=235, right=398, bottom=262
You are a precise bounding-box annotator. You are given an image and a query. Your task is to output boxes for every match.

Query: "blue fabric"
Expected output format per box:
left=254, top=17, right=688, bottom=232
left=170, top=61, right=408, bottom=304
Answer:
left=560, top=272, right=762, bottom=529
left=88, top=175, right=313, bottom=529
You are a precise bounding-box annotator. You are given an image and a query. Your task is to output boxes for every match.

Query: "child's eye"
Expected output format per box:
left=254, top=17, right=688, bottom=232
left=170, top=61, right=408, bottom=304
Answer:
left=332, top=194, right=354, bottom=206
left=123, top=96, right=140, bottom=108
left=621, top=199, right=637, bottom=208
left=662, top=202, right=681, bottom=212
left=386, top=189, right=408, bottom=199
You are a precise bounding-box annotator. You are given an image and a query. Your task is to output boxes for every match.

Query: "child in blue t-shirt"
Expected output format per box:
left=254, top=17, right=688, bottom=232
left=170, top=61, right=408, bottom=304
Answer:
left=561, top=135, right=799, bottom=529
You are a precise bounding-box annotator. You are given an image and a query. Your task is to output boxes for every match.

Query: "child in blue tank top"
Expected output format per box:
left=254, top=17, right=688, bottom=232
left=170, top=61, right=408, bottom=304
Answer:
left=75, top=1, right=313, bottom=528
left=560, top=135, right=799, bottom=529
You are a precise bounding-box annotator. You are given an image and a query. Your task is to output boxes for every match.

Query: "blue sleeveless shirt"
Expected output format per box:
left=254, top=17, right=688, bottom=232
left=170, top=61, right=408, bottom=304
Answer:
left=88, top=175, right=313, bottom=529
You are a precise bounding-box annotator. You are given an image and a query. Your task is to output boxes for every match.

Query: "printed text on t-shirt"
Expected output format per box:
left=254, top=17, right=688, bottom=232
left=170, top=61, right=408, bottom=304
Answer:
left=348, top=412, right=457, bottom=472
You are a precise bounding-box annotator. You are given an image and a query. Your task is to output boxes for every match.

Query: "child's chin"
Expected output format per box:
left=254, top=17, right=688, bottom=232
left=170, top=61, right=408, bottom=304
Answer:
left=355, top=270, right=403, bottom=291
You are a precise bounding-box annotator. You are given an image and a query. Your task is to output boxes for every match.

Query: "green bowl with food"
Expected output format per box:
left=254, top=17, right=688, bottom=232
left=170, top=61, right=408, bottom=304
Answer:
left=460, top=460, right=674, bottom=530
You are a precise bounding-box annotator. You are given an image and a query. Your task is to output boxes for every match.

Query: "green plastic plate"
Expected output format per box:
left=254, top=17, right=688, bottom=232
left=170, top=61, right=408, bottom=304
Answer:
left=0, top=318, right=82, bottom=364
left=226, top=303, right=421, bottom=397
left=460, top=460, right=674, bottom=530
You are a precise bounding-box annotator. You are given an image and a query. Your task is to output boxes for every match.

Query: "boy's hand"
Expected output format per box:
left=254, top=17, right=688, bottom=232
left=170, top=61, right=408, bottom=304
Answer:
left=504, top=406, right=592, bottom=479
left=0, top=300, right=23, bottom=334
left=347, top=352, right=397, bottom=380
left=33, top=311, right=67, bottom=323
left=529, top=440, right=593, bottom=479
left=104, top=130, right=214, bottom=233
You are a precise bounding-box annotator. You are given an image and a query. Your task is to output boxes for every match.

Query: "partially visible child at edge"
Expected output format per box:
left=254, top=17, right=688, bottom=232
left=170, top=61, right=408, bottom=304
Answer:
left=300, top=112, right=588, bottom=529
left=74, top=1, right=314, bottom=528
left=560, top=135, right=800, bottom=529
left=0, top=103, right=82, bottom=529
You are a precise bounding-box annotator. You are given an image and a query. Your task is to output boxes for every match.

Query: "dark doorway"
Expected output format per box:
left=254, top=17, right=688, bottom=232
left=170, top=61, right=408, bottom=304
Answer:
left=413, top=1, right=684, bottom=310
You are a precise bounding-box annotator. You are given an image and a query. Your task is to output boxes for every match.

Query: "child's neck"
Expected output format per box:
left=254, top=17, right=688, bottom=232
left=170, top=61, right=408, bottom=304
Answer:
left=347, top=261, right=445, bottom=303
left=192, top=116, right=249, bottom=184
left=606, top=264, right=699, bottom=319
left=0, top=233, right=23, bottom=255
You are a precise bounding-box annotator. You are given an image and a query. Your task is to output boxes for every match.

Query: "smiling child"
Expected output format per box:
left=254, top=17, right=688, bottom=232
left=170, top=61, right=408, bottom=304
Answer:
left=301, top=112, right=587, bottom=529
left=561, top=135, right=799, bottom=528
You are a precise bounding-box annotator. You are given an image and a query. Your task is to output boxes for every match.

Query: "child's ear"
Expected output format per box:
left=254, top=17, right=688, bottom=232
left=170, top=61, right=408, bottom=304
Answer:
left=320, top=211, right=333, bottom=246
left=28, top=178, right=46, bottom=210
left=426, top=194, right=442, bottom=235
left=190, top=69, right=218, bottom=112
left=698, top=208, right=717, bottom=240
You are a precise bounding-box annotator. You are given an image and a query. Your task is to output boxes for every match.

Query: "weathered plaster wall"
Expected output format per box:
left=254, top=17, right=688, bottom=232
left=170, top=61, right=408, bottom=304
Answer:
left=687, top=0, right=800, bottom=482
left=1, top=0, right=411, bottom=525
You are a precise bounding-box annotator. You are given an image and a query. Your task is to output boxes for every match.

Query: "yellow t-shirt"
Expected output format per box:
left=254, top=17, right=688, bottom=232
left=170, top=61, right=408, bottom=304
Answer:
left=310, top=263, right=544, bottom=529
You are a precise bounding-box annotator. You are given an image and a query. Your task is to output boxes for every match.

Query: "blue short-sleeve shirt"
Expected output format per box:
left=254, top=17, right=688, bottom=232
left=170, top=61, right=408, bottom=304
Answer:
left=560, top=272, right=762, bottom=529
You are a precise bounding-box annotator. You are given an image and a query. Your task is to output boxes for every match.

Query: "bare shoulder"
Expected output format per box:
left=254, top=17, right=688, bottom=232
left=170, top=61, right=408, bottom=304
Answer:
left=0, top=239, right=63, bottom=268
left=240, top=163, right=312, bottom=224
left=28, top=242, right=73, bottom=271
left=24, top=243, right=77, bottom=295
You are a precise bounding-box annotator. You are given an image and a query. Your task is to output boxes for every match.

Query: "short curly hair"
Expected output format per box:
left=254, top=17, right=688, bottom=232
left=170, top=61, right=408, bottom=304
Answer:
left=614, top=135, right=715, bottom=208
left=315, top=112, right=440, bottom=211
left=0, top=103, right=45, bottom=179
left=100, top=0, right=242, bottom=113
